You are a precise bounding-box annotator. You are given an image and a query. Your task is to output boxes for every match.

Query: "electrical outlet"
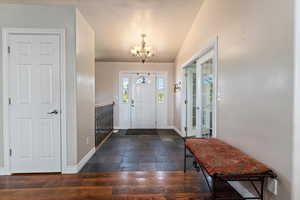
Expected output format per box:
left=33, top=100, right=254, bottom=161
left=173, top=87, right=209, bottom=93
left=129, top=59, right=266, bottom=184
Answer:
left=267, top=178, right=278, bottom=195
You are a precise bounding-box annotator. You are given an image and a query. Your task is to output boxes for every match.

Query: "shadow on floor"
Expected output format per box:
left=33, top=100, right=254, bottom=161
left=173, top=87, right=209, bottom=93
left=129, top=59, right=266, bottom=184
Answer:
left=81, top=129, right=195, bottom=172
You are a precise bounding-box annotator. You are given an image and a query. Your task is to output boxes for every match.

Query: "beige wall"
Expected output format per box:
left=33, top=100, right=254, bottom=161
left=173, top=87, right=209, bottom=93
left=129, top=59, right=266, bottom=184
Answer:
left=95, top=62, right=175, bottom=127
left=175, top=0, right=294, bottom=199
left=0, top=4, right=78, bottom=168
left=76, top=10, right=95, bottom=162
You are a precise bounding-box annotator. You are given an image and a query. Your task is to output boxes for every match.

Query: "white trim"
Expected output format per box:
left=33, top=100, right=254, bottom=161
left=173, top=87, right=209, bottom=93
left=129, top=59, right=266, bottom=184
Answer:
left=181, top=39, right=218, bottom=70
left=96, top=131, right=113, bottom=151
left=61, top=165, right=78, bottom=174
left=2, top=28, right=67, bottom=174
left=158, top=126, right=176, bottom=129
left=172, top=126, right=184, bottom=137
left=0, top=167, right=10, bottom=175
left=62, top=147, right=95, bottom=174
left=228, top=182, right=256, bottom=198
left=180, top=38, right=218, bottom=138
left=76, top=147, right=95, bottom=172
left=293, top=0, right=300, bottom=199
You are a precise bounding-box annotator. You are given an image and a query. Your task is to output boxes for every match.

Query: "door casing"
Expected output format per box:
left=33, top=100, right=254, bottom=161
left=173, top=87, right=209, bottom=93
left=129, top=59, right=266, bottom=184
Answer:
left=2, top=28, right=67, bottom=175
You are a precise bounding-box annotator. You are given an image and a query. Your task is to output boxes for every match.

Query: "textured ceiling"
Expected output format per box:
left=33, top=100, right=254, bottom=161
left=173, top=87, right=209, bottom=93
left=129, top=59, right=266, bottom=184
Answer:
left=0, top=0, right=204, bottom=62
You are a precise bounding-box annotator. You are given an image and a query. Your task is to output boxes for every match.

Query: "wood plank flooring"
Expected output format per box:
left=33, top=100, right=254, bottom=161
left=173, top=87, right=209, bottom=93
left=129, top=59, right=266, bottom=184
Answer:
left=0, top=171, right=241, bottom=200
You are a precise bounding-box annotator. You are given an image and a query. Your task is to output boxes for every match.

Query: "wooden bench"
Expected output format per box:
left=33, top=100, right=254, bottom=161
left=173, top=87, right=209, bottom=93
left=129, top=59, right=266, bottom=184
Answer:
left=184, top=138, right=277, bottom=200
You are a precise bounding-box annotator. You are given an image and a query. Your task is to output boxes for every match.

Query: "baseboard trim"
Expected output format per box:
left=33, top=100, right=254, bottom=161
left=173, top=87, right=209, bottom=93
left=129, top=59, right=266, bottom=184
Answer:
left=96, top=131, right=113, bottom=151
left=61, top=165, right=78, bottom=174
left=77, top=147, right=96, bottom=172
left=62, top=147, right=95, bottom=174
left=172, top=126, right=184, bottom=137
left=157, top=126, right=174, bottom=129
left=0, top=167, right=11, bottom=176
left=229, top=181, right=256, bottom=198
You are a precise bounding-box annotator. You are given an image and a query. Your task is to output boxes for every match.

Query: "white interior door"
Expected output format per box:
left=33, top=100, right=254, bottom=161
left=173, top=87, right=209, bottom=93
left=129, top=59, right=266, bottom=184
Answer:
left=8, top=33, right=61, bottom=173
left=131, top=74, right=156, bottom=128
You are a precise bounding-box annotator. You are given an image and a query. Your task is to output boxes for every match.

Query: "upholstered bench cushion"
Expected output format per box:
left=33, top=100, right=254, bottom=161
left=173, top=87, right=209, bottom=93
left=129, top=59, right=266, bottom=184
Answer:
left=185, top=138, right=270, bottom=176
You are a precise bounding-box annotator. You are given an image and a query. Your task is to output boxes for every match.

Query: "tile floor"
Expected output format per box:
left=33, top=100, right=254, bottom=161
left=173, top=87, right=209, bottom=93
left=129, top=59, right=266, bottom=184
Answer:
left=81, top=129, right=194, bottom=172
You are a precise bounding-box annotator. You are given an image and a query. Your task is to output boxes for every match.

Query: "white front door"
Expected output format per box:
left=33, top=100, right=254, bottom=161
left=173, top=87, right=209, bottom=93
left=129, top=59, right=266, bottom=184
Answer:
left=131, top=74, right=156, bottom=128
left=8, top=33, right=61, bottom=173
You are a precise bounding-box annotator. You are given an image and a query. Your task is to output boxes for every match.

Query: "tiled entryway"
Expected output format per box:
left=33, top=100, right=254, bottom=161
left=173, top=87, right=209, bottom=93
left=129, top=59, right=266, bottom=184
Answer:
left=81, top=129, right=194, bottom=172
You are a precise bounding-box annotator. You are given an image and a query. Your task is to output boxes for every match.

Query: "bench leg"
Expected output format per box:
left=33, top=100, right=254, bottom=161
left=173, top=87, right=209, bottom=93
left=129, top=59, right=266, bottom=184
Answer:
left=260, top=178, right=265, bottom=200
left=212, top=175, right=217, bottom=200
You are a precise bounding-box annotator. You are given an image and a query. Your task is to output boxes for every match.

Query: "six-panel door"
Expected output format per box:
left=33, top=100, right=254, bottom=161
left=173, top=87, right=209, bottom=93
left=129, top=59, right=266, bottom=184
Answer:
left=8, top=33, right=61, bottom=173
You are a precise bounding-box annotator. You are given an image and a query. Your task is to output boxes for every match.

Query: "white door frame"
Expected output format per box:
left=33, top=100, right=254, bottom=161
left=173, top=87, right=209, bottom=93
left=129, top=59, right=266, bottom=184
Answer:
left=181, top=38, right=219, bottom=138
left=293, top=1, right=300, bottom=199
left=2, top=28, right=67, bottom=174
left=118, top=70, right=168, bottom=129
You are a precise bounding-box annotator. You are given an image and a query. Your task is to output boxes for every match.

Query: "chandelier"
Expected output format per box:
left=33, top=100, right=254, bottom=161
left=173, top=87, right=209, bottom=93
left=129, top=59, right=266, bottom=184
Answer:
left=131, top=34, right=154, bottom=63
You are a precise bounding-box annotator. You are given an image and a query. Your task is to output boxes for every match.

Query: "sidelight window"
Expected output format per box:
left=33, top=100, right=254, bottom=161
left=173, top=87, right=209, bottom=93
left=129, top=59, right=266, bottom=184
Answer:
left=121, top=77, right=129, bottom=103
left=157, top=77, right=165, bottom=104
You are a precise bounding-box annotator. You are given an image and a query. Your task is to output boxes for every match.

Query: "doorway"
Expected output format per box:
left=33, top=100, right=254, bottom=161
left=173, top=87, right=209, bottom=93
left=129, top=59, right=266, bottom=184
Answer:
left=183, top=41, right=218, bottom=138
left=2, top=29, right=66, bottom=174
left=119, top=71, right=168, bottom=129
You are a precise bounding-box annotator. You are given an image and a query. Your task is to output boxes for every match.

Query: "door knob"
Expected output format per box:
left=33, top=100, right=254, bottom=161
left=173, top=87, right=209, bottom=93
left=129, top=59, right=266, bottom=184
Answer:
left=48, top=110, right=59, bottom=115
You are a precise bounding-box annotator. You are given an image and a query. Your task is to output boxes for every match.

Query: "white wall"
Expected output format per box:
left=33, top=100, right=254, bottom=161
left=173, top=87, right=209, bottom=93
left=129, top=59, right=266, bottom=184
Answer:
left=0, top=4, right=78, bottom=167
left=95, top=62, right=174, bottom=128
left=175, top=0, right=293, bottom=200
left=75, top=10, right=96, bottom=162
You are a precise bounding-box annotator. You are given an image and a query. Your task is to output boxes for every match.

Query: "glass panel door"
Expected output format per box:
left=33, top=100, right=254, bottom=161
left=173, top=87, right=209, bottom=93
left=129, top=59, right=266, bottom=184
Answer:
left=201, top=59, right=213, bottom=137
left=185, top=64, right=197, bottom=137
left=196, top=50, right=215, bottom=138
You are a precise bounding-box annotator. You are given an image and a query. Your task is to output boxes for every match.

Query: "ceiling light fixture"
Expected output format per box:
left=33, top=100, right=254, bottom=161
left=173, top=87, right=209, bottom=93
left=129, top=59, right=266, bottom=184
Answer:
left=131, top=34, right=154, bottom=63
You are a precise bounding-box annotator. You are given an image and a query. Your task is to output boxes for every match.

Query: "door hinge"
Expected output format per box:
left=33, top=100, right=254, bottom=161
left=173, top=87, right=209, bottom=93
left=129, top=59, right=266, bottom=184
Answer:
left=8, top=98, right=12, bottom=105
left=184, top=100, right=187, bottom=104
left=8, top=46, right=11, bottom=54
left=184, top=127, right=187, bottom=132
left=9, top=149, right=12, bottom=157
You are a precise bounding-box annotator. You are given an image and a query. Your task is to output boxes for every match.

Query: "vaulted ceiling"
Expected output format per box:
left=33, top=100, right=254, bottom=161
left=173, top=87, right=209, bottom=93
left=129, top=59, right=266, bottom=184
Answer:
left=0, top=0, right=204, bottom=62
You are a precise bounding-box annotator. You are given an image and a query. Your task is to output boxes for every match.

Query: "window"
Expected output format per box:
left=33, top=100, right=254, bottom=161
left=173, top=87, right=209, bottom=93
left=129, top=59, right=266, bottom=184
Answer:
left=157, top=77, right=165, bottom=103
left=121, top=77, right=129, bottom=103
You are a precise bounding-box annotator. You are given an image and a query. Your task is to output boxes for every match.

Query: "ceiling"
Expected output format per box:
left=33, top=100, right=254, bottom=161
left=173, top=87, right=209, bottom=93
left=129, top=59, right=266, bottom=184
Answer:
left=0, top=0, right=204, bottom=62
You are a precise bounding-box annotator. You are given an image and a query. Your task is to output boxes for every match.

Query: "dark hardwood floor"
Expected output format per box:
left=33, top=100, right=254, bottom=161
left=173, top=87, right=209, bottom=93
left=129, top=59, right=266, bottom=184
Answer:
left=81, top=129, right=195, bottom=172
left=0, top=171, right=241, bottom=200
left=0, top=129, right=242, bottom=199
